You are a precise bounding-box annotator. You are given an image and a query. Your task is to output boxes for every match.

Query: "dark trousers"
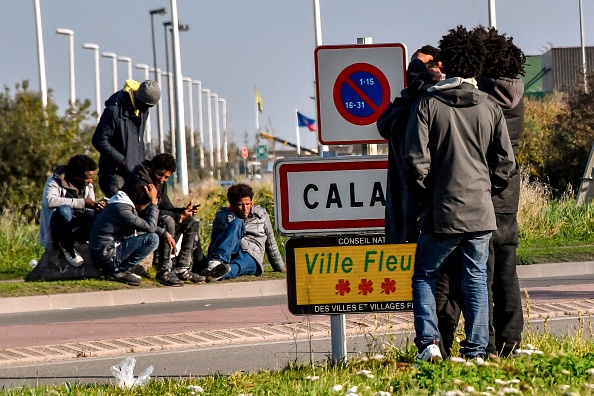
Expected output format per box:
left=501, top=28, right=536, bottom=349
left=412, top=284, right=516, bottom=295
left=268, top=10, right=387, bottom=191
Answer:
left=50, top=206, right=97, bottom=249
left=155, top=215, right=201, bottom=273
left=98, top=174, right=125, bottom=198
left=436, top=213, right=523, bottom=357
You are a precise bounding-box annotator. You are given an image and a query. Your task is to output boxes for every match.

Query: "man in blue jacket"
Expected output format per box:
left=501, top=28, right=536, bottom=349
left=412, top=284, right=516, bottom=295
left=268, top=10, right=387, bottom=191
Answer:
left=93, top=80, right=161, bottom=197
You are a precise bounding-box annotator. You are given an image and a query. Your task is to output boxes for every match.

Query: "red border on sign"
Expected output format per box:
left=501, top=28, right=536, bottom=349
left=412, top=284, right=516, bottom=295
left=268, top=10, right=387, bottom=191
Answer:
left=314, top=43, right=407, bottom=145
left=277, top=159, right=387, bottom=232
left=333, top=63, right=391, bottom=126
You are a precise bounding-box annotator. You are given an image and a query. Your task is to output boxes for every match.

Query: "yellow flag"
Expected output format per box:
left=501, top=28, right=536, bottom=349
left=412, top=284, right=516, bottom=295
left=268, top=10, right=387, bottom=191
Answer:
left=255, top=85, right=264, bottom=113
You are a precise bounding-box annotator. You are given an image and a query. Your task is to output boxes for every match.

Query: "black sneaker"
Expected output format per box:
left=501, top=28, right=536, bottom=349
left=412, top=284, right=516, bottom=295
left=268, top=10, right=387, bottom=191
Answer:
left=206, top=263, right=231, bottom=282
left=175, top=270, right=206, bottom=283
left=108, top=271, right=141, bottom=286
left=156, top=271, right=185, bottom=287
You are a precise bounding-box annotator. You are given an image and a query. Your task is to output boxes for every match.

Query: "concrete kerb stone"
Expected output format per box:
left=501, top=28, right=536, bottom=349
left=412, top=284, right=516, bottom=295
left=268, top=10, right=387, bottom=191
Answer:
left=2, top=262, right=593, bottom=315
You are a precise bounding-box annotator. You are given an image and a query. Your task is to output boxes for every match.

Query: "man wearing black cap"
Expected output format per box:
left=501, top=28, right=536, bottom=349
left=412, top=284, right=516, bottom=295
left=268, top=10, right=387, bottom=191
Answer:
left=93, top=79, right=161, bottom=197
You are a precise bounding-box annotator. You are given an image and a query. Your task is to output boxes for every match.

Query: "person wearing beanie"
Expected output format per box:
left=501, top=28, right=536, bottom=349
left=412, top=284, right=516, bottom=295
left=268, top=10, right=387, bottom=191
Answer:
left=92, top=80, right=161, bottom=198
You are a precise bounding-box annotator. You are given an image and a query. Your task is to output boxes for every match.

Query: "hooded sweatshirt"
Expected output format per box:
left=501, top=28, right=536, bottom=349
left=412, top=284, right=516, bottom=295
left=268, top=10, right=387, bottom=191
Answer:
left=39, top=165, right=95, bottom=250
left=405, top=78, right=515, bottom=233
left=88, top=191, right=163, bottom=269
left=92, top=80, right=148, bottom=179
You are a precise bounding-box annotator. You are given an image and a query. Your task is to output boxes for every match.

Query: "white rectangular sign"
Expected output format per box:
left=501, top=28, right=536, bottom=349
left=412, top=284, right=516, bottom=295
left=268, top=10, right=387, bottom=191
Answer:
left=273, top=156, right=388, bottom=236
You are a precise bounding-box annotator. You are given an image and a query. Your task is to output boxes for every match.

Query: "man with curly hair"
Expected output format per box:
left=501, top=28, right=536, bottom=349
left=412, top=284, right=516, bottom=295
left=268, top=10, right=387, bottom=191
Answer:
left=405, top=26, right=515, bottom=362
left=203, top=183, right=285, bottom=282
left=436, top=27, right=527, bottom=359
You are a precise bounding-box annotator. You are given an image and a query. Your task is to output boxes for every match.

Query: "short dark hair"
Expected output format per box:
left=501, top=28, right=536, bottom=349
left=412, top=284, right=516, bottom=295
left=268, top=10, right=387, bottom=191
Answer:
left=127, top=184, right=150, bottom=206
left=227, top=183, right=253, bottom=205
left=150, top=153, right=177, bottom=173
left=439, top=25, right=486, bottom=78
left=473, top=26, right=526, bottom=78
left=65, top=155, right=97, bottom=179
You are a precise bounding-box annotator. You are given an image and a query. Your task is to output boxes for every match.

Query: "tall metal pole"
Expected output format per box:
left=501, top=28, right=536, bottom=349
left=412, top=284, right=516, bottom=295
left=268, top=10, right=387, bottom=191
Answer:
left=102, top=52, right=118, bottom=92
left=169, top=0, right=189, bottom=194
left=33, top=0, right=48, bottom=109
left=211, top=93, right=221, bottom=169
left=184, top=77, right=196, bottom=172
left=149, top=7, right=167, bottom=156
left=162, top=71, right=176, bottom=157
left=83, top=43, right=101, bottom=121
left=579, top=0, right=588, bottom=92
left=136, top=64, right=153, bottom=156
left=219, top=98, right=228, bottom=164
left=202, top=88, right=214, bottom=176
left=56, top=28, right=75, bottom=106
left=313, top=0, right=324, bottom=158
left=488, top=0, right=497, bottom=29
left=151, top=67, right=165, bottom=153
left=194, top=80, right=205, bottom=170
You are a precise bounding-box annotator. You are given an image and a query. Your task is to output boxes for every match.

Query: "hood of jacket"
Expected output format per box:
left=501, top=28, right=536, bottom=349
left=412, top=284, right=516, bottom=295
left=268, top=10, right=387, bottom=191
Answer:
left=477, top=76, right=524, bottom=110
left=104, top=79, right=142, bottom=116
left=52, top=165, right=83, bottom=196
left=427, top=77, right=488, bottom=108
left=107, top=190, right=134, bottom=207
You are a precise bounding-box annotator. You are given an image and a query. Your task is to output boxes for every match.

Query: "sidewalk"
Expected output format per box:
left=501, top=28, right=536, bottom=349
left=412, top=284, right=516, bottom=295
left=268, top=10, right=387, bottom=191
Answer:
left=1, top=261, right=592, bottom=315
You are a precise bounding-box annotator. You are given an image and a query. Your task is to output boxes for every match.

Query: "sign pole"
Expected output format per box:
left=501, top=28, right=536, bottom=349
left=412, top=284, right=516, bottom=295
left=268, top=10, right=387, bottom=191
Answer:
left=331, top=314, right=347, bottom=364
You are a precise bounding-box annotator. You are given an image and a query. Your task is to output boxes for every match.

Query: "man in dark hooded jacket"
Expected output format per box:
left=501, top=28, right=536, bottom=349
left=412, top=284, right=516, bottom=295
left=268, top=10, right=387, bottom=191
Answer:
left=93, top=80, right=161, bottom=197
left=122, top=153, right=206, bottom=286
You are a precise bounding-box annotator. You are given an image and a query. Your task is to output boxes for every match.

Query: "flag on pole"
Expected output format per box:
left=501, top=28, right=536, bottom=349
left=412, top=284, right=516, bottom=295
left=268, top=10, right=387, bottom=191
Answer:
left=297, top=111, right=316, bottom=131
left=255, top=86, right=264, bottom=113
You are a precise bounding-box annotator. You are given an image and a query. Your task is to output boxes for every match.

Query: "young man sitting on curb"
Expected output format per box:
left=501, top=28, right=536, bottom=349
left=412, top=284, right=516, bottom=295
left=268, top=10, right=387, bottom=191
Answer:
left=89, top=184, right=162, bottom=286
left=202, top=183, right=286, bottom=282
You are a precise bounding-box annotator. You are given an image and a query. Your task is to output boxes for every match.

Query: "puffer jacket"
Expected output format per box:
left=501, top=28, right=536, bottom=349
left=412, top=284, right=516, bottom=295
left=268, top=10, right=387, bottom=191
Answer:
left=478, top=77, right=525, bottom=214
left=88, top=191, right=164, bottom=269
left=39, top=165, right=95, bottom=250
left=405, top=78, right=515, bottom=234
left=209, top=205, right=285, bottom=274
left=92, top=80, right=148, bottom=180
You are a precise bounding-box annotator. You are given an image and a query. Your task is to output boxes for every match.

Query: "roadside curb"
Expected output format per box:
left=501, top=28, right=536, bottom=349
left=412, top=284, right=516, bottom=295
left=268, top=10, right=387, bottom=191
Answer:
left=2, top=261, right=593, bottom=315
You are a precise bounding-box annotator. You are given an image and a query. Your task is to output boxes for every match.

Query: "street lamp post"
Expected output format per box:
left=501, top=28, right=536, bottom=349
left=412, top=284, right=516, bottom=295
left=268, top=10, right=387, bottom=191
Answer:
left=136, top=64, right=154, bottom=156
left=149, top=7, right=167, bottom=82
left=151, top=67, right=165, bottom=153
left=149, top=7, right=167, bottom=155
left=202, top=88, right=214, bottom=176
left=82, top=43, right=101, bottom=121
left=219, top=98, right=228, bottom=164
left=193, top=81, right=205, bottom=170
left=34, top=0, right=48, bottom=109
left=184, top=77, right=196, bottom=172
left=488, top=0, right=497, bottom=29
left=118, top=56, right=133, bottom=81
left=102, top=52, right=118, bottom=92
left=56, top=28, right=75, bottom=106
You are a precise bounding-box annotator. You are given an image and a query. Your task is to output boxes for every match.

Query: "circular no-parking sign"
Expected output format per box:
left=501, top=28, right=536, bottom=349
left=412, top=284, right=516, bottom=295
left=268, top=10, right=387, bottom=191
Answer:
left=332, top=62, right=391, bottom=126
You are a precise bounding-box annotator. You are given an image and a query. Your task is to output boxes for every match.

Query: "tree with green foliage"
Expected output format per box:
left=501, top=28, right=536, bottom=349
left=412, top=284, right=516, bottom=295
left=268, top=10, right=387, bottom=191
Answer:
left=0, top=81, right=97, bottom=218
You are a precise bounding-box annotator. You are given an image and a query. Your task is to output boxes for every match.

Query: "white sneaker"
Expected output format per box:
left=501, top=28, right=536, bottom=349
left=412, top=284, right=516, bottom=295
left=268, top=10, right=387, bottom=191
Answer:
left=207, top=259, right=222, bottom=270
left=60, top=244, right=84, bottom=267
left=416, top=344, right=442, bottom=363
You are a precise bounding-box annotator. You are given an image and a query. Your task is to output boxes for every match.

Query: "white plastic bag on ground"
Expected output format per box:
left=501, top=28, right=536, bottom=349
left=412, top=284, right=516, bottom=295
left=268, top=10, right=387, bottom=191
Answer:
left=111, top=356, right=154, bottom=388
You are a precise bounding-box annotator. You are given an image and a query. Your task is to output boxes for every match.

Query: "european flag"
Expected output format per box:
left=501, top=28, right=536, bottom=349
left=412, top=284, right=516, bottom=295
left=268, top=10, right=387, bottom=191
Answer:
left=297, top=111, right=316, bottom=132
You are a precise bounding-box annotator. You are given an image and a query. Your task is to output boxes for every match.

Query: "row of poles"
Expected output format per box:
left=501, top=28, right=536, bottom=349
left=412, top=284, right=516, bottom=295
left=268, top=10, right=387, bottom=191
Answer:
left=33, top=0, right=230, bottom=192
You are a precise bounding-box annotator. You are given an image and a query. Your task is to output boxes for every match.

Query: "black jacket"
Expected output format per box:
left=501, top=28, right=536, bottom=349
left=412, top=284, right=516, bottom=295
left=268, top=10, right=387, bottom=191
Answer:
left=92, top=89, right=148, bottom=179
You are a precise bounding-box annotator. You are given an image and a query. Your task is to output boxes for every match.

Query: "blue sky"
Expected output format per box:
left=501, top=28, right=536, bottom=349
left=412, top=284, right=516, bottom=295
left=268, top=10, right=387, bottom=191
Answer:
left=2, top=1, right=592, bottom=153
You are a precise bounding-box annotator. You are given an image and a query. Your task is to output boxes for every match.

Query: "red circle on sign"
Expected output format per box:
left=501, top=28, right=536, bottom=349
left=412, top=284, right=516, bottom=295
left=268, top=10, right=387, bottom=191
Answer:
left=241, top=147, right=248, bottom=159
left=333, top=62, right=391, bottom=126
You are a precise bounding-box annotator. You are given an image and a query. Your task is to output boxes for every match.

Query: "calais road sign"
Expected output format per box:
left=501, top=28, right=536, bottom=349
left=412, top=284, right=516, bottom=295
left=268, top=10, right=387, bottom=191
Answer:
left=315, top=43, right=407, bottom=145
left=273, top=156, right=387, bottom=236
left=286, top=236, right=415, bottom=315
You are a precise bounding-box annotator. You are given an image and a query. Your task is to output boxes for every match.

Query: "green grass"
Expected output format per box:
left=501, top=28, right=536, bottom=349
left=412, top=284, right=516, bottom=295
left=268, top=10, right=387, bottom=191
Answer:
left=4, top=328, right=594, bottom=395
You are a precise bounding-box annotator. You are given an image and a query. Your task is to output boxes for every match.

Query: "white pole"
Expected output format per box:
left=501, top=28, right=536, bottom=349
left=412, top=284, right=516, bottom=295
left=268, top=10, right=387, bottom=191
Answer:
left=136, top=64, right=153, bottom=155
left=162, top=71, right=176, bottom=157
left=212, top=93, right=221, bottom=169
left=488, top=0, right=497, bottom=29
left=202, top=88, right=214, bottom=175
left=56, top=28, right=75, bottom=106
left=102, top=52, right=118, bottom=92
left=219, top=98, right=228, bottom=163
left=184, top=77, right=196, bottom=171
left=579, top=0, right=588, bottom=92
left=83, top=43, right=101, bottom=122
left=194, top=80, right=205, bottom=169
left=151, top=67, right=165, bottom=153
left=312, top=0, right=324, bottom=158
left=118, top=56, right=133, bottom=80
left=295, top=109, right=301, bottom=156
left=34, top=0, right=48, bottom=109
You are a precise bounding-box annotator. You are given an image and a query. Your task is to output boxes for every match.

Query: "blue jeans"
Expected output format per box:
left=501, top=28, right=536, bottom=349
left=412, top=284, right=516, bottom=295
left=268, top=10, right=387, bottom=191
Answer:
left=209, top=219, right=258, bottom=279
left=412, top=231, right=491, bottom=358
left=50, top=206, right=97, bottom=249
left=111, top=233, right=159, bottom=273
